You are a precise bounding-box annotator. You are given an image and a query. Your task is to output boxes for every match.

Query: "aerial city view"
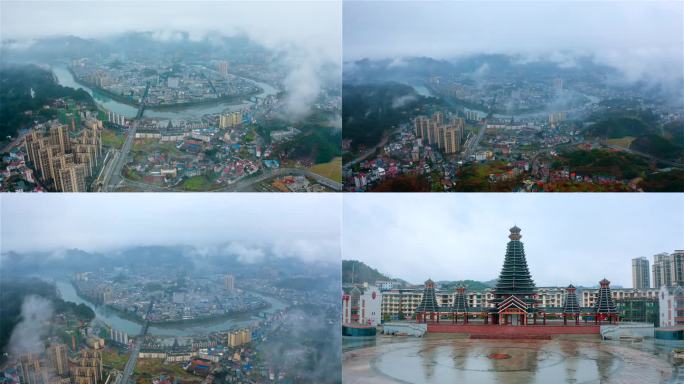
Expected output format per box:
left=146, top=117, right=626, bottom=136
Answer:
left=341, top=193, right=684, bottom=383
left=0, top=1, right=342, bottom=192
left=1, top=0, right=684, bottom=384
left=0, top=194, right=342, bottom=384
left=342, top=1, right=684, bottom=191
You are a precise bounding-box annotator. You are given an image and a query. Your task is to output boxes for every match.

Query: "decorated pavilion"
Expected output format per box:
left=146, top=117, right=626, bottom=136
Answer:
left=414, top=226, right=619, bottom=327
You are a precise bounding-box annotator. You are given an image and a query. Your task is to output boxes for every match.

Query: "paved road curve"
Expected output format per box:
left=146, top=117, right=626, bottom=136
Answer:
left=116, top=301, right=153, bottom=384
left=115, top=167, right=341, bottom=192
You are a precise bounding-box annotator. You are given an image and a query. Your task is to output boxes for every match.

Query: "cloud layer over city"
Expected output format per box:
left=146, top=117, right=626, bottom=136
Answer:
left=343, top=193, right=684, bottom=287
left=2, top=1, right=340, bottom=62
left=344, top=1, right=683, bottom=86
left=1, top=1, right=341, bottom=121
left=0, top=194, right=341, bottom=264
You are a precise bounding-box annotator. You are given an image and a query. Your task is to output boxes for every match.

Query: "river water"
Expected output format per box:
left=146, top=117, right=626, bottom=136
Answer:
left=56, top=280, right=287, bottom=337
left=52, top=66, right=279, bottom=120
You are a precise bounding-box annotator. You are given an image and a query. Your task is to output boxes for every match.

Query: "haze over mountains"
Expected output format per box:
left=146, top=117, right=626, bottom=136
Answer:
left=343, top=54, right=684, bottom=108
left=0, top=244, right=340, bottom=277
left=1, top=31, right=340, bottom=123
left=344, top=1, right=683, bottom=89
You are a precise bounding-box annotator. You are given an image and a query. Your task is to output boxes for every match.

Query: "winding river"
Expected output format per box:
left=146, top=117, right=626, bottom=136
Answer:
left=56, top=280, right=287, bottom=337
left=52, top=66, right=279, bottom=120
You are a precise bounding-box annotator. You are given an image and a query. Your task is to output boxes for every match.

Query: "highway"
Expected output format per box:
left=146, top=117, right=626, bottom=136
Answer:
left=103, top=83, right=148, bottom=191
left=227, top=167, right=342, bottom=191
left=343, top=127, right=397, bottom=171
left=116, top=167, right=342, bottom=192
left=464, top=120, right=487, bottom=158
left=116, top=301, right=153, bottom=384
left=603, top=143, right=684, bottom=169
left=103, top=122, right=138, bottom=191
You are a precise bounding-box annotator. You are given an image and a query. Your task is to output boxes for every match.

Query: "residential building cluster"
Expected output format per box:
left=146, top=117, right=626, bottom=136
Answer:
left=414, top=112, right=464, bottom=155
left=373, top=284, right=659, bottom=321
left=3, top=347, right=103, bottom=384
left=24, top=117, right=103, bottom=192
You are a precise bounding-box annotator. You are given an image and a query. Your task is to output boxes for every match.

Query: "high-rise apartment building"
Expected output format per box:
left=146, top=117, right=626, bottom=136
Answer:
left=24, top=118, right=102, bottom=191
left=47, top=344, right=69, bottom=377
left=218, top=60, right=229, bottom=76
left=59, top=164, right=87, bottom=192
left=414, top=116, right=430, bottom=140
left=224, top=274, right=235, bottom=291
left=653, top=252, right=673, bottom=288
left=632, top=257, right=651, bottom=289
left=228, top=329, right=251, bottom=347
left=17, top=354, right=48, bottom=384
left=70, top=349, right=102, bottom=384
left=671, top=250, right=684, bottom=286
left=219, top=111, right=242, bottom=129
left=414, top=113, right=463, bottom=155
left=442, top=125, right=462, bottom=155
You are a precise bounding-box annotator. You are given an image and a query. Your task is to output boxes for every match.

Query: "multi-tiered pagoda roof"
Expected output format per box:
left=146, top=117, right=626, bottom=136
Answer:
left=595, top=278, right=617, bottom=315
left=562, top=284, right=581, bottom=315
left=451, top=286, right=469, bottom=313
left=490, top=226, right=538, bottom=312
left=415, top=279, right=440, bottom=313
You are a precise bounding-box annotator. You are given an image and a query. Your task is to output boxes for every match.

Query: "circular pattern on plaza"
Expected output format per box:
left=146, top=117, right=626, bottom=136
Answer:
left=487, top=353, right=512, bottom=360
left=342, top=338, right=675, bottom=384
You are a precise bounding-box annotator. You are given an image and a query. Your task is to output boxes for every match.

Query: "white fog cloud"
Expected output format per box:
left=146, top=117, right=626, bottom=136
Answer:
left=0, top=194, right=341, bottom=264
left=344, top=1, right=683, bottom=85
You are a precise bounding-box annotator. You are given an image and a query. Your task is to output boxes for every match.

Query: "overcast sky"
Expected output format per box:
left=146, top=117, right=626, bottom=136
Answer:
left=0, top=194, right=341, bottom=264
left=1, top=0, right=341, bottom=62
left=344, top=1, right=683, bottom=84
left=343, top=194, right=684, bottom=288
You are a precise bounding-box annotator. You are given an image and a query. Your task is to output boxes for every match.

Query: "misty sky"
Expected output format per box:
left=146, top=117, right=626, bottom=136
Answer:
left=343, top=194, right=684, bottom=288
left=344, top=1, right=683, bottom=84
left=1, top=1, right=341, bottom=62
left=0, top=194, right=341, bottom=264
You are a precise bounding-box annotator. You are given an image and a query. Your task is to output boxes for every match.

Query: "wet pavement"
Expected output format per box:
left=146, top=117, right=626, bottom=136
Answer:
left=343, top=336, right=679, bottom=383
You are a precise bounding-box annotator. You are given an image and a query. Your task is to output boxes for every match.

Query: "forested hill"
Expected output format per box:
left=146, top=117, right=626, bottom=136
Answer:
left=342, top=260, right=391, bottom=284
left=0, top=278, right=95, bottom=355
left=0, top=65, right=94, bottom=141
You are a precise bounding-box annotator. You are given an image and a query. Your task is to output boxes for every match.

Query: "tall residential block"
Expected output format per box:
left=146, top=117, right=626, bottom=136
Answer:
left=632, top=257, right=650, bottom=289
left=653, top=252, right=673, bottom=288
left=224, top=274, right=235, bottom=291
left=47, top=344, right=69, bottom=377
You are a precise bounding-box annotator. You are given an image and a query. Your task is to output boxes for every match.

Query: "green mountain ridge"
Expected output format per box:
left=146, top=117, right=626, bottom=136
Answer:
left=342, top=260, right=495, bottom=291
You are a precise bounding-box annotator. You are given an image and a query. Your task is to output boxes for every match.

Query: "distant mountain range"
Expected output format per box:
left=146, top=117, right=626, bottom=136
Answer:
left=343, top=54, right=615, bottom=85
left=0, top=244, right=338, bottom=279
left=342, top=259, right=496, bottom=290
left=1, top=32, right=272, bottom=64
left=340, top=260, right=621, bottom=291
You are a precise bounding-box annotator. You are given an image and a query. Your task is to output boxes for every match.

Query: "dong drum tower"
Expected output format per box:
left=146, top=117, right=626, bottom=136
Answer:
left=490, top=226, right=539, bottom=325
left=415, top=279, right=441, bottom=323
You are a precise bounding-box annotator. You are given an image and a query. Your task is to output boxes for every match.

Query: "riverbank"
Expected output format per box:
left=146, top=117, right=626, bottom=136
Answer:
left=67, top=67, right=142, bottom=107
left=147, top=303, right=271, bottom=327
left=67, top=66, right=263, bottom=113
left=69, top=280, right=272, bottom=328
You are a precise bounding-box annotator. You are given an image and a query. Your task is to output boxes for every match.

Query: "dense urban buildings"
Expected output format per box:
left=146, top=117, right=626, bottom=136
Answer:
left=23, top=114, right=103, bottom=192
